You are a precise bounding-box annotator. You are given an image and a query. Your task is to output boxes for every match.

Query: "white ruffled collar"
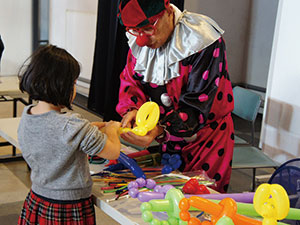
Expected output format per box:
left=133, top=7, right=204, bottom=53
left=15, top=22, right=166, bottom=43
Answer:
left=127, top=4, right=224, bottom=85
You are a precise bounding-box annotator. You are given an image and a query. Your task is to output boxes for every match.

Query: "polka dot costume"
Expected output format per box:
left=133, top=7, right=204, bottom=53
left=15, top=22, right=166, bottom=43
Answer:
left=116, top=38, right=234, bottom=193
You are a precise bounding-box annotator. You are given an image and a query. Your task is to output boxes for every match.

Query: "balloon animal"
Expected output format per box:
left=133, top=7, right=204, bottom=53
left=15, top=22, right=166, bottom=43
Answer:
left=253, top=183, right=290, bottom=225
left=179, top=196, right=262, bottom=225
left=118, top=152, right=146, bottom=179
left=120, top=101, right=160, bottom=136
left=138, top=184, right=299, bottom=225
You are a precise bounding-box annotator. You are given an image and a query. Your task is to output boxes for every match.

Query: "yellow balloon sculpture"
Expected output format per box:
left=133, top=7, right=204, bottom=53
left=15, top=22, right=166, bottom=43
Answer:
left=120, top=101, right=160, bottom=136
left=253, top=183, right=290, bottom=225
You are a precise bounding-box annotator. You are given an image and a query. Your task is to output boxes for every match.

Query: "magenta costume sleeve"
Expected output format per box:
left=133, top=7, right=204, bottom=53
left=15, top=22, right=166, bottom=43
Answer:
left=116, top=49, right=148, bottom=116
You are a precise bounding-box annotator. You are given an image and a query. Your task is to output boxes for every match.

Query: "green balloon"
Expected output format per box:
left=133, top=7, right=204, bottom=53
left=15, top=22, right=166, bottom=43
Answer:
left=216, top=216, right=234, bottom=225
left=142, top=210, right=153, bottom=222
left=150, top=218, right=161, bottom=225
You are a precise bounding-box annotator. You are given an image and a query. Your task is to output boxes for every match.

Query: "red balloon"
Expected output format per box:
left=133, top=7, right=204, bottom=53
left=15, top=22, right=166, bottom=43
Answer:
left=182, top=179, right=210, bottom=195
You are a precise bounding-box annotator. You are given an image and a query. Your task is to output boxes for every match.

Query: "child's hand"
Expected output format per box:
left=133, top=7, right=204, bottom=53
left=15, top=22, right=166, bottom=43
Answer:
left=91, top=121, right=106, bottom=132
left=105, top=120, right=121, bottom=131
left=96, top=120, right=121, bottom=160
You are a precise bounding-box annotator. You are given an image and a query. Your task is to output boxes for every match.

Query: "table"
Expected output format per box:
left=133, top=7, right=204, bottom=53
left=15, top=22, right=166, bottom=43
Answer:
left=0, top=76, right=26, bottom=98
left=90, top=160, right=220, bottom=225
left=0, top=117, right=23, bottom=162
left=0, top=117, right=20, bottom=149
left=90, top=158, right=173, bottom=225
left=92, top=184, right=152, bottom=225
left=0, top=76, right=30, bottom=115
left=0, top=76, right=30, bottom=159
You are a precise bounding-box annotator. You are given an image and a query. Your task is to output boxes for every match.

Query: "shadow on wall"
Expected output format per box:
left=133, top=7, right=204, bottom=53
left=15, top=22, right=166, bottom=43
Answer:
left=262, top=98, right=300, bottom=163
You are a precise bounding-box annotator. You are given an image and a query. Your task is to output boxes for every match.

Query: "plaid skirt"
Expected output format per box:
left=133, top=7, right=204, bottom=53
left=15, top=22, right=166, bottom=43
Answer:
left=18, top=190, right=96, bottom=225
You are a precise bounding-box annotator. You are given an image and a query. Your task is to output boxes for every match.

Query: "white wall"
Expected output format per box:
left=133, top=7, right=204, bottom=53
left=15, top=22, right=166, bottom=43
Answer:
left=245, top=0, right=279, bottom=88
left=184, top=0, right=251, bottom=84
left=261, top=0, right=300, bottom=163
left=49, top=0, right=98, bottom=94
left=0, top=0, right=32, bottom=76
left=185, top=0, right=278, bottom=89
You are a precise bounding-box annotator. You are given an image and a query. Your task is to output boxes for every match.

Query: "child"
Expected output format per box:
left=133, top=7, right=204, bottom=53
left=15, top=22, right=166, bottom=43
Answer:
left=17, top=45, right=121, bottom=225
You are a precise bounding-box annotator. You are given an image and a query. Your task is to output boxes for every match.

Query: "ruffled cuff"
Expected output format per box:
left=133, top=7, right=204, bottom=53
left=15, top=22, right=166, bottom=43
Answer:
left=155, top=123, right=170, bottom=143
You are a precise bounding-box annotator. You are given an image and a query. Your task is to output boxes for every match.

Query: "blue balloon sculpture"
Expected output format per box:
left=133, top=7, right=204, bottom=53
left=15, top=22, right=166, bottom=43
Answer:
left=118, top=152, right=146, bottom=179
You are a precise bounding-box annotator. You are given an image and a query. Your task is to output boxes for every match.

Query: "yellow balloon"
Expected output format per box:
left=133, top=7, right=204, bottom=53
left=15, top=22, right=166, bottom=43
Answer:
left=120, top=102, right=160, bottom=136
left=253, top=183, right=290, bottom=225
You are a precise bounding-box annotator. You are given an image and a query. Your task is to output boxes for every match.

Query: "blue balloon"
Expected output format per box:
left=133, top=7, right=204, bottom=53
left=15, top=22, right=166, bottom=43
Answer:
left=161, top=158, right=168, bottom=165
left=172, top=154, right=181, bottom=160
left=104, top=163, right=126, bottom=171
left=118, top=152, right=146, bottom=179
left=171, top=160, right=182, bottom=170
left=162, top=153, right=170, bottom=160
left=162, top=165, right=173, bottom=174
left=168, top=156, right=178, bottom=165
left=162, top=153, right=182, bottom=171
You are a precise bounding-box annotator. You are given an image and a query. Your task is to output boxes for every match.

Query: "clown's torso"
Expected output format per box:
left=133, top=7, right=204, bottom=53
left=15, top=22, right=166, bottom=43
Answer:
left=117, top=37, right=234, bottom=193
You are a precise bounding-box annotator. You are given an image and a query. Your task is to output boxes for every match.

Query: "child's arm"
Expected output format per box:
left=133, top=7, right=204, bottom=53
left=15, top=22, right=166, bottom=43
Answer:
left=96, top=121, right=121, bottom=160
left=90, top=121, right=105, bottom=130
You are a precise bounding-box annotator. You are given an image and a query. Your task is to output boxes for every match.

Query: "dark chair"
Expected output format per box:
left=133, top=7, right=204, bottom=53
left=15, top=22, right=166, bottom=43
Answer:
left=232, top=86, right=261, bottom=145
left=268, top=158, right=300, bottom=224
left=231, top=86, right=279, bottom=191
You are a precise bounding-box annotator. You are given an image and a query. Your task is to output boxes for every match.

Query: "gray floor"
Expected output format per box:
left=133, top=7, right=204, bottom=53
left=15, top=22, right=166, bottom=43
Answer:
left=0, top=99, right=275, bottom=224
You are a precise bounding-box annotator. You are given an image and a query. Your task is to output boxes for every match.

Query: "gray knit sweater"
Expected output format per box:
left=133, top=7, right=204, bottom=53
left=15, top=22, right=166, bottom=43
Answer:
left=18, top=105, right=107, bottom=200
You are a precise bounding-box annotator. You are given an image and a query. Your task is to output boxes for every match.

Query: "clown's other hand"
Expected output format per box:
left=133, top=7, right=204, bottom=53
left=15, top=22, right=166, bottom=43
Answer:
left=120, top=125, right=163, bottom=147
left=121, top=109, right=137, bottom=128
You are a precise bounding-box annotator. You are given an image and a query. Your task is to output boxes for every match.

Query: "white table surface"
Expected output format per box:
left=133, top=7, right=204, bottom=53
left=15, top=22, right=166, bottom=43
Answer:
left=0, top=76, right=27, bottom=98
left=92, top=182, right=169, bottom=225
left=0, top=117, right=20, bottom=149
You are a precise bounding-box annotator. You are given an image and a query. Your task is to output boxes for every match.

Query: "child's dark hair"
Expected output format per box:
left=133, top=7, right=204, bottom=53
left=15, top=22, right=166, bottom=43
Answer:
left=19, top=45, right=80, bottom=110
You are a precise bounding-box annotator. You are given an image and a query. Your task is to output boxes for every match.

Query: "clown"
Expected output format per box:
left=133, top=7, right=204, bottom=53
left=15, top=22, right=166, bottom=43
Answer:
left=116, top=0, right=234, bottom=193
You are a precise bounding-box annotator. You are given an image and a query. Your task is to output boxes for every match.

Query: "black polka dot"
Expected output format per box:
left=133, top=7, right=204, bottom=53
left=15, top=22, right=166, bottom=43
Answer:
left=218, top=148, right=224, bottom=157
left=181, top=58, right=190, bottom=66
left=217, top=92, right=223, bottom=100
left=227, top=94, right=233, bottom=102
left=223, top=184, right=229, bottom=192
left=173, top=97, right=178, bottom=103
left=213, top=173, right=221, bottom=181
left=210, top=121, right=218, bottom=130
left=229, top=160, right=232, bottom=167
left=202, top=163, right=210, bottom=171
left=231, top=133, right=235, bottom=140
left=124, top=86, right=130, bottom=93
left=199, top=141, right=205, bottom=147
left=187, top=153, right=193, bottom=162
left=133, top=73, right=143, bottom=80
left=206, top=140, right=213, bottom=148
left=208, top=113, right=215, bottom=120
left=220, top=122, right=227, bottom=130
left=130, top=96, right=138, bottom=104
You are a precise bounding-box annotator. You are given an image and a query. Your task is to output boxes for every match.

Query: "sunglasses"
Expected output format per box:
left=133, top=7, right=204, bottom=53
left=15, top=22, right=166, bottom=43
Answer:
left=126, top=18, right=160, bottom=37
